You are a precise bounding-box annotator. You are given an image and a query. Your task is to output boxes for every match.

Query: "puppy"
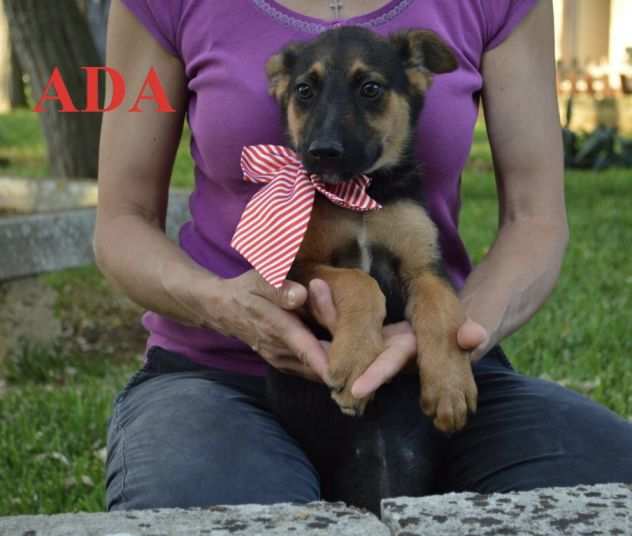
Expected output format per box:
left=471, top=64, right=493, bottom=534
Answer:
left=264, top=26, right=477, bottom=434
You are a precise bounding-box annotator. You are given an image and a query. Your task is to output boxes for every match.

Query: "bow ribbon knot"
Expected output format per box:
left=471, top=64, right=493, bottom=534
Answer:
left=231, top=145, right=382, bottom=288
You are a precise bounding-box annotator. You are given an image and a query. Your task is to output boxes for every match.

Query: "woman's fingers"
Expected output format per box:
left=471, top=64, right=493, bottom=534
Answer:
left=382, top=320, right=415, bottom=338
left=250, top=274, right=308, bottom=310
left=267, top=340, right=332, bottom=384
left=274, top=357, right=323, bottom=382
left=351, top=325, right=417, bottom=398
left=350, top=344, right=412, bottom=398
left=274, top=312, right=330, bottom=381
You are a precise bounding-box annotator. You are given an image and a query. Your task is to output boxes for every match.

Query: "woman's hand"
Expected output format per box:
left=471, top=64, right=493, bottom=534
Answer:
left=308, top=278, right=487, bottom=399
left=208, top=270, right=330, bottom=382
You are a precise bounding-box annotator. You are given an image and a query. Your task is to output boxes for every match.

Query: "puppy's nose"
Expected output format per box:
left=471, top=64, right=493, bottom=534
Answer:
left=308, top=140, right=343, bottom=160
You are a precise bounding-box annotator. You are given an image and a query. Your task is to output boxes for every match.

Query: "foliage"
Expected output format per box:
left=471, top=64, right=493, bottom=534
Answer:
left=563, top=126, right=632, bottom=170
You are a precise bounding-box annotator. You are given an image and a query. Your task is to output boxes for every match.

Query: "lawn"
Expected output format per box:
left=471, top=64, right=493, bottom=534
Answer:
left=1, top=109, right=631, bottom=515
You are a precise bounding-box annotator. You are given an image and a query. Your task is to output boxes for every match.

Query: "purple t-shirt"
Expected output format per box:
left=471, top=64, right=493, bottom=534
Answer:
left=121, top=0, right=537, bottom=375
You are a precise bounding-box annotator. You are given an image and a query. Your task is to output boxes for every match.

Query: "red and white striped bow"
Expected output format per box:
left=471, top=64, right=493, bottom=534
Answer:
left=231, top=145, right=382, bottom=288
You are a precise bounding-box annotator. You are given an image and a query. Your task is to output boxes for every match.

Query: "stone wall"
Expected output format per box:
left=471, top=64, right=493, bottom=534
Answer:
left=1, top=484, right=630, bottom=536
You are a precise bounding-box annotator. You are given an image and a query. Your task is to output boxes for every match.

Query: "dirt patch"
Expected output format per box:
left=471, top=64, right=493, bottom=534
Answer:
left=0, top=267, right=147, bottom=368
left=0, top=278, right=62, bottom=361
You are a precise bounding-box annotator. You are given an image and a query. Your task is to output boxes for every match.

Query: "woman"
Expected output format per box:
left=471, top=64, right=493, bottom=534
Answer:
left=97, top=0, right=632, bottom=510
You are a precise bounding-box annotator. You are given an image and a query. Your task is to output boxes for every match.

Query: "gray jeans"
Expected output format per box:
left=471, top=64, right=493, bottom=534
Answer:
left=106, top=346, right=632, bottom=512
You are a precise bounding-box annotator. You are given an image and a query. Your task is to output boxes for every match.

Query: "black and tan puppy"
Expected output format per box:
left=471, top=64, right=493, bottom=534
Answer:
left=265, top=26, right=477, bottom=434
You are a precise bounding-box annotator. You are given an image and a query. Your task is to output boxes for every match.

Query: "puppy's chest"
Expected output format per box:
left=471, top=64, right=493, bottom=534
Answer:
left=296, top=196, right=438, bottom=273
left=297, top=198, right=380, bottom=271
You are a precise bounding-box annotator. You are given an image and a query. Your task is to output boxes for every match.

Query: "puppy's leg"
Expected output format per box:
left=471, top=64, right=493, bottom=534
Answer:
left=293, top=263, right=386, bottom=416
left=405, top=272, right=477, bottom=433
left=366, top=201, right=477, bottom=433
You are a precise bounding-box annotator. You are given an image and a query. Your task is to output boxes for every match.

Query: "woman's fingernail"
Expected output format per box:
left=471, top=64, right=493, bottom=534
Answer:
left=287, top=288, right=296, bottom=306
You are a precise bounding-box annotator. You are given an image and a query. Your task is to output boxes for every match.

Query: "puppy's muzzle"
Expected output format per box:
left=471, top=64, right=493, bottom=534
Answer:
left=308, top=139, right=344, bottom=160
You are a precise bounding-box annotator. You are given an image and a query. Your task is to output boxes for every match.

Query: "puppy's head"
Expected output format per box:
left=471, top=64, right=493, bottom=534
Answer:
left=266, top=26, right=457, bottom=183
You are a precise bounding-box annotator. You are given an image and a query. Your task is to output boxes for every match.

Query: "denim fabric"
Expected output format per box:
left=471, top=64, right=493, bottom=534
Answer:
left=106, top=346, right=632, bottom=512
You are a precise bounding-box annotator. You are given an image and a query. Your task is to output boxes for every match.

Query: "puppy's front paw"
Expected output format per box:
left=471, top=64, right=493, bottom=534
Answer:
left=327, top=330, right=383, bottom=417
left=419, top=347, right=477, bottom=434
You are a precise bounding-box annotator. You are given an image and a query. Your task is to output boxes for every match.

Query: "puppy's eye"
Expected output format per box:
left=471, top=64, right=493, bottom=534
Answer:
left=360, top=82, right=383, bottom=100
left=295, top=83, right=314, bottom=100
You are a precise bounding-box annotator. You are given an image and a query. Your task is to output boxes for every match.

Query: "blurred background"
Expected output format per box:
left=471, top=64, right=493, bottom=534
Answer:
left=0, top=0, right=631, bottom=516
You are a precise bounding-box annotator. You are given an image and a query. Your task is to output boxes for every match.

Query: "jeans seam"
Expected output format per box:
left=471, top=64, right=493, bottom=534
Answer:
left=110, top=369, right=143, bottom=508
left=119, top=417, right=130, bottom=506
left=111, top=393, right=131, bottom=507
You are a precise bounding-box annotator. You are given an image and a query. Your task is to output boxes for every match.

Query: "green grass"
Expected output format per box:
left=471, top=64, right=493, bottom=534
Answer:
left=0, top=109, right=47, bottom=177
left=1, top=110, right=632, bottom=515
left=0, top=349, right=138, bottom=515
left=0, top=108, right=194, bottom=185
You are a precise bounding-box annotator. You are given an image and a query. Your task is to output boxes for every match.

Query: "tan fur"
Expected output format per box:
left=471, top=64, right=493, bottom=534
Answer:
left=389, top=30, right=458, bottom=93
left=284, top=59, right=326, bottom=149
left=364, top=200, right=439, bottom=276
left=294, top=197, right=361, bottom=264
left=287, top=99, right=304, bottom=148
left=405, top=67, right=431, bottom=93
left=309, top=61, right=326, bottom=79
left=365, top=93, right=411, bottom=173
left=265, top=53, right=289, bottom=101
left=292, top=263, right=386, bottom=415
left=348, top=59, right=387, bottom=86
left=406, top=273, right=477, bottom=432
left=349, top=59, right=368, bottom=79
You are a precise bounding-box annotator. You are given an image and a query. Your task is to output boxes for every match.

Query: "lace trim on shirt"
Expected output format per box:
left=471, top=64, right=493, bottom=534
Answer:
left=252, top=0, right=414, bottom=34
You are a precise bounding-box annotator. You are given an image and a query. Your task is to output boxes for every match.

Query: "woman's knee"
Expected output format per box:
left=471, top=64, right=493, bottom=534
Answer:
left=106, top=372, right=319, bottom=510
left=444, top=364, right=632, bottom=492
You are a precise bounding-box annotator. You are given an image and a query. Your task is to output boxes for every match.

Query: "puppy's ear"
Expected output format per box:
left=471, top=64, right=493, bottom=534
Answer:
left=389, top=30, right=458, bottom=93
left=265, top=43, right=304, bottom=103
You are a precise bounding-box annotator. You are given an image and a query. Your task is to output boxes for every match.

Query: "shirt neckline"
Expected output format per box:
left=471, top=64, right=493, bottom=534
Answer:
left=251, top=0, right=415, bottom=34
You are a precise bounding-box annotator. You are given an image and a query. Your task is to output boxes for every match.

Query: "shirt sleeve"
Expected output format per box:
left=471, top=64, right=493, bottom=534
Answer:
left=120, top=0, right=182, bottom=57
left=482, top=0, right=539, bottom=52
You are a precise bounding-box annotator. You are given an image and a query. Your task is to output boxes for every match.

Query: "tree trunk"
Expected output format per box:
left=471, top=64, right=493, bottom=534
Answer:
left=86, top=0, right=111, bottom=62
left=9, top=47, right=27, bottom=109
left=4, top=0, right=103, bottom=178
left=76, top=0, right=110, bottom=61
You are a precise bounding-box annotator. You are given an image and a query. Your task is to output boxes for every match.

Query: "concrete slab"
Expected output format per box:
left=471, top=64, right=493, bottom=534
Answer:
left=0, top=177, right=98, bottom=213
left=0, top=192, right=190, bottom=280
left=0, top=501, right=388, bottom=536
left=381, top=483, right=632, bottom=536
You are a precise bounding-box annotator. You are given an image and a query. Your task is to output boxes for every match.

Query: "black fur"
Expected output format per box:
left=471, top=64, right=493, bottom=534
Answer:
left=265, top=26, right=459, bottom=513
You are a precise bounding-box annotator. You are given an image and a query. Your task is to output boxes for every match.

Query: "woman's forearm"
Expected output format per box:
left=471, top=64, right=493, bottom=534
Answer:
left=94, top=212, right=223, bottom=329
left=94, top=211, right=331, bottom=381
left=459, top=218, right=569, bottom=361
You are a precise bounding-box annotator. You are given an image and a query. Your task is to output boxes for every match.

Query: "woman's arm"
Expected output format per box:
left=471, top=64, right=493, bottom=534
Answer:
left=460, top=0, right=569, bottom=361
left=95, top=0, right=329, bottom=380
left=95, top=0, right=197, bottom=325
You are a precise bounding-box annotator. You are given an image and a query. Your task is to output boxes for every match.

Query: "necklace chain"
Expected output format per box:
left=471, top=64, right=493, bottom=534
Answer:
left=329, top=0, right=343, bottom=18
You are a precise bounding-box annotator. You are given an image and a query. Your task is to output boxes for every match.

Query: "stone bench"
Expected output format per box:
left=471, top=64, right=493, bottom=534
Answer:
left=0, top=177, right=190, bottom=281
left=1, top=483, right=630, bottom=535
